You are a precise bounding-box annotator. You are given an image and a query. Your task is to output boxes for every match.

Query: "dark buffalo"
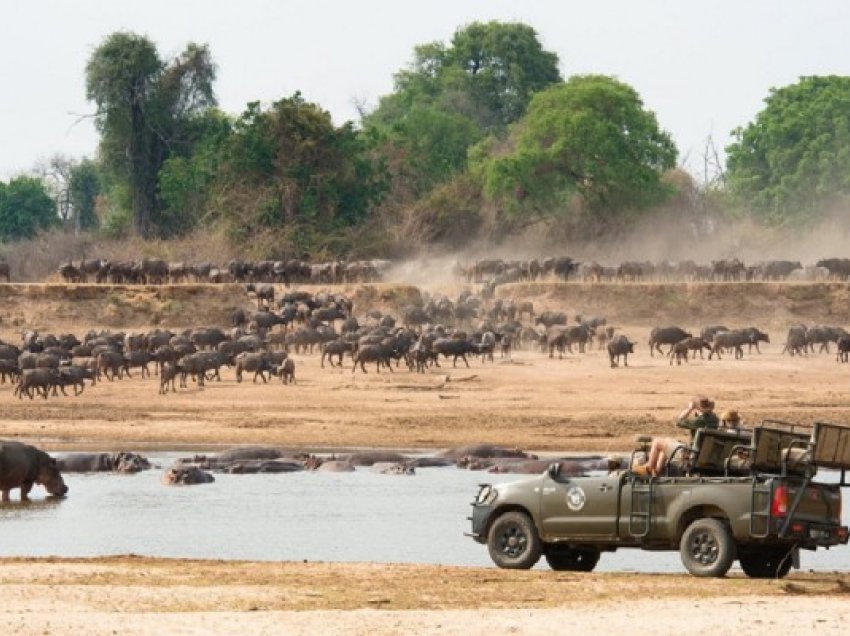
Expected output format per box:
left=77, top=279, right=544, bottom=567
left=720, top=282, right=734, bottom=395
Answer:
left=14, top=368, right=57, bottom=399
left=235, top=352, right=273, bottom=383
left=816, top=258, right=850, bottom=280
left=740, top=327, right=770, bottom=353
left=535, top=311, right=567, bottom=328
left=321, top=340, right=355, bottom=368
left=432, top=337, right=476, bottom=368
left=0, top=440, right=68, bottom=501
left=709, top=330, right=747, bottom=360
left=806, top=325, right=848, bottom=354
left=648, top=326, right=691, bottom=357
left=699, top=325, right=729, bottom=343
left=352, top=341, right=395, bottom=373
left=668, top=336, right=708, bottom=365
left=277, top=357, right=296, bottom=384
left=783, top=325, right=808, bottom=356
left=759, top=260, right=802, bottom=280
left=837, top=336, right=850, bottom=363
left=607, top=335, right=635, bottom=368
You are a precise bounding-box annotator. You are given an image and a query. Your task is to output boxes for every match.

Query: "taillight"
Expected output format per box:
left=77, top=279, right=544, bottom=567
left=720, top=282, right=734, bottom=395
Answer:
left=772, top=485, right=789, bottom=516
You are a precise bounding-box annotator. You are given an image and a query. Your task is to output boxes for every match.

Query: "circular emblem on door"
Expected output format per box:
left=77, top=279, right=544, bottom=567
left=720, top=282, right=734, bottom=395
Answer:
left=566, top=486, right=586, bottom=511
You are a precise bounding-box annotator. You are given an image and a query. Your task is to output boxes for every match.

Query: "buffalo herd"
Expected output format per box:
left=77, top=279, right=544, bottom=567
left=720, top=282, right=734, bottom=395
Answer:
left=3, top=275, right=849, bottom=406
left=0, top=255, right=839, bottom=286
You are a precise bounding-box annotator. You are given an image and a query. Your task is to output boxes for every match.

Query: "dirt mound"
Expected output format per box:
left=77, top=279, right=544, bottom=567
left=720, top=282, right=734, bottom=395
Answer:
left=0, top=284, right=246, bottom=332
left=500, top=282, right=850, bottom=328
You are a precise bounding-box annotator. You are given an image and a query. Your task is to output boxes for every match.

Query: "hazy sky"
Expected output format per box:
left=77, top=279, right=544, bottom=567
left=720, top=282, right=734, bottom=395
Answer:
left=2, top=0, right=850, bottom=180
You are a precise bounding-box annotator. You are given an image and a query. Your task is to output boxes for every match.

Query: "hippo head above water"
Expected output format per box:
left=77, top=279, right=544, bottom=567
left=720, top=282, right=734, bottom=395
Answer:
left=161, top=466, right=214, bottom=486
left=39, top=459, right=69, bottom=497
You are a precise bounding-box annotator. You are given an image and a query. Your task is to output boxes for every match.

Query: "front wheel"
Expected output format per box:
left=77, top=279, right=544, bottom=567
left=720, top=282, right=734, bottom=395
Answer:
left=545, top=547, right=600, bottom=572
left=680, top=518, right=735, bottom=577
left=487, top=511, right=541, bottom=569
left=738, top=547, right=793, bottom=579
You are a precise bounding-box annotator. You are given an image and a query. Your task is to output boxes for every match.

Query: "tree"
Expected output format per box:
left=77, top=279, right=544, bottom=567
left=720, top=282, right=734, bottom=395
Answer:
left=474, top=75, right=677, bottom=224
left=158, top=109, right=232, bottom=235
left=0, top=177, right=58, bottom=240
left=369, top=21, right=561, bottom=133
left=69, top=159, right=101, bottom=232
left=726, top=75, right=850, bottom=224
left=383, top=105, right=482, bottom=196
left=216, top=94, right=387, bottom=243
left=86, top=32, right=216, bottom=237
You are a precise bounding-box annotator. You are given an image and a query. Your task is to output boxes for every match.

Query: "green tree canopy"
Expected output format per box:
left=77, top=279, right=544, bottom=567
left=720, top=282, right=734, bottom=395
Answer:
left=215, top=94, right=386, bottom=245
left=726, top=75, right=850, bottom=224
left=86, top=32, right=216, bottom=237
left=0, top=177, right=58, bottom=240
left=69, top=158, right=101, bottom=231
left=474, top=74, right=677, bottom=222
left=369, top=21, right=561, bottom=132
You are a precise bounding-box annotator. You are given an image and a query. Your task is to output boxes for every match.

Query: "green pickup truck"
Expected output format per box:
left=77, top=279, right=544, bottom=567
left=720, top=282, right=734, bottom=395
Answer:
left=468, top=421, right=850, bottom=577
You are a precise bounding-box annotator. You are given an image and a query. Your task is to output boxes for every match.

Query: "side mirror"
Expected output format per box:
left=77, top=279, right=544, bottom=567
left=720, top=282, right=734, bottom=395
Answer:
left=547, top=462, right=561, bottom=479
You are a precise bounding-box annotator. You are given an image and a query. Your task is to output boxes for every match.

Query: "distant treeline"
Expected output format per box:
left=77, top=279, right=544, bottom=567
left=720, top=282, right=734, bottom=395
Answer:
left=4, top=25, right=850, bottom=258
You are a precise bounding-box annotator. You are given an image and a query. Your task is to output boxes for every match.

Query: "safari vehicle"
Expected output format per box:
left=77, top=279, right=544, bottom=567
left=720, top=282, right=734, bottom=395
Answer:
left=467, top=421, right=850, bottom=577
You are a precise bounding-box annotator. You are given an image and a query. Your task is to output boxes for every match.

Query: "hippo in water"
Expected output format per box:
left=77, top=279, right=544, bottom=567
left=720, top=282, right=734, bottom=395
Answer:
left=436, top=444, right=537, bottom=462
left=0, top=440, right=68, bottom=501
left=55, top=451, right=151, bottom=473
left=313, top=459, right=356, bottom=472
left=371, top=462, right=416, bottom=475
left=343, top=451, right=410, bottom=466
left=176, top=446, right=290, bottom=470
left=223, top=459, right=304, bottom=474
left=161, top=466, right=215, bottom=485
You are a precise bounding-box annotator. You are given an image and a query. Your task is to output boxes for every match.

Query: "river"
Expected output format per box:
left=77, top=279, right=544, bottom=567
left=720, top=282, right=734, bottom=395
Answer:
left=1, top=452, right=848, bottom=573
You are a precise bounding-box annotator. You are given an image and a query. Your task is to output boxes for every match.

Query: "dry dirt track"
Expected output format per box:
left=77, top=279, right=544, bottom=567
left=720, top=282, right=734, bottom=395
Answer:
left=2, top=281, right=850, bottom=634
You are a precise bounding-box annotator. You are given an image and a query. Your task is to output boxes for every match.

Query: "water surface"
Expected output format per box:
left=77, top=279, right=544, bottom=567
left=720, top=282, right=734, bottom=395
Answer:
left=2, top=452, right=847, bottom=574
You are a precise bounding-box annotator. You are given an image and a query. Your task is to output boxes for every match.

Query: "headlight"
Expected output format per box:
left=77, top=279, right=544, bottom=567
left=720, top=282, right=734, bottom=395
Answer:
left=475, top=484, right=498, bottom=505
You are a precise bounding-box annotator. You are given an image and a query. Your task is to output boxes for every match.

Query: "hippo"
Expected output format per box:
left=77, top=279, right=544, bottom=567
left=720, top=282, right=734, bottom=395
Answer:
left=55, top=451, right=151, bottom=473
left=343, top=451, right=410, bottom=466
left=314, top=459, right=356, bottom=472
left=371, top=462, right=415, bottom=475
left=0, top=440, right=68, bottom=501
left=436, top=444, right=537, bottom=461
left=161, top=466, right=214, bottom=485
left=223, top=460, right=304, bottom=474
left=486, top=457, right=613, bottom=475
left=186, top=446, right=286, bottom=468
left=406, top=456, right=455, bottom=468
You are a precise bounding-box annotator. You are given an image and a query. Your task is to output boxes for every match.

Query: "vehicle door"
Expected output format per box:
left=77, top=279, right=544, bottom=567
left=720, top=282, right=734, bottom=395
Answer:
left=538, top=471, right=621, bottom=539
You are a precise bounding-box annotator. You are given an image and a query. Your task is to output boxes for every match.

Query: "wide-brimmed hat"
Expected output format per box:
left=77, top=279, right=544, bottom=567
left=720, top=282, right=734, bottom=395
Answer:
left=721, top=410, right=740, bottom=423
left=694, top=396, right=715, bottom=411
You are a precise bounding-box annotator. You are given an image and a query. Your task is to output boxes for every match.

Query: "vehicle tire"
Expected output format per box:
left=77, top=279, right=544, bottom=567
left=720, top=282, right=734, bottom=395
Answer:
left=545, top=547, right=600, bottom=572
left=679, top=518, right=735, bottom=577
left=738, top=547, right=793, bottom=579
left=487, top=511, right=542, bottom=569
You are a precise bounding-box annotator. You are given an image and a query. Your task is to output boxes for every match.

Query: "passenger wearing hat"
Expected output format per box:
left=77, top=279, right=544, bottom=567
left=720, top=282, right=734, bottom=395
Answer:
left=676, top=395, right=719, bottom=442
left=720, top=410, right=742, bottom=428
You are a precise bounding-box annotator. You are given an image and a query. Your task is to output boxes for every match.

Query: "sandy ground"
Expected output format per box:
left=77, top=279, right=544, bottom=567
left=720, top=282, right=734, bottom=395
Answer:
left=0, top=558, right=848, bottom=635
left=2, top=282, right=850, bottom=633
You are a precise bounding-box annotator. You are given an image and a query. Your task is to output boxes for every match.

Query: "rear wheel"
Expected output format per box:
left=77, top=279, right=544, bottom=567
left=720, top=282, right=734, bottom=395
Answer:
left=487, top=511, right=541, bottom=569
left=738, top=547, right=793, bottom=579
left=680, top=518, right=735, bottom=577
left=544, top=547, right=600, bottom=572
